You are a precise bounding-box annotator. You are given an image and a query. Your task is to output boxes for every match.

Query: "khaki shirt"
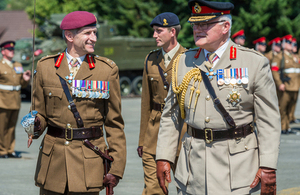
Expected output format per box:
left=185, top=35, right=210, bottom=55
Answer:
left=32, top=53, right=126, bottom=193
left=156, top=40, right=281, bottom=194
left=0, top=59, right=29, bottom=110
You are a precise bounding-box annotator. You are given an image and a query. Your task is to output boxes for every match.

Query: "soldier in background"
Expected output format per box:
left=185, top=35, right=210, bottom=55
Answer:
left=265, top=37, right=282, bottom=68
left=28, top=11, right=126, bottom=194
left=271, top=35, right=300, bottom=134
left=289, top=37, right=300, bottom=124
left=137, top=12, right=187, bottom=195
left=0, top=41, right=31, bottom=158
left=231, top=29, right=246, bottom=46
left=253, top=37, right=267, bottom=54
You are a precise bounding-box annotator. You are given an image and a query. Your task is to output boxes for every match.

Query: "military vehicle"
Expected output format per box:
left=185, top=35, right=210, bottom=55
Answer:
left=13, top=13, right=158, bottom=97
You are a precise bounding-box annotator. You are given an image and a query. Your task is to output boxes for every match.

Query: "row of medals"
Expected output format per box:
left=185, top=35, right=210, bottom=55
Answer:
left=66, top=73, right=110, bottom=99
left=215, top=68, right=249, bottom=106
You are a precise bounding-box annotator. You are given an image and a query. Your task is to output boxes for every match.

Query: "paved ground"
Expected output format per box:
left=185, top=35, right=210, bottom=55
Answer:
left=0, top=97, right=300, bottom=195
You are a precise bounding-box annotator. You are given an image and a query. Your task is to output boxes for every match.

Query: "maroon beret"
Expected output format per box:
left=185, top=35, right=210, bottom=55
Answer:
left=60, top=11, right=97, bottom=30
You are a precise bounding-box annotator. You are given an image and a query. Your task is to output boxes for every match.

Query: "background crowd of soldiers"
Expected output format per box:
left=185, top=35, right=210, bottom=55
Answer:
left=233, top=29, right=300, bottom=134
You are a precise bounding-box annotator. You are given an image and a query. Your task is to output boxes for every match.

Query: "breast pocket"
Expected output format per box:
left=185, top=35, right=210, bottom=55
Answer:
left=43, top=87, right=63, bottom=118
left=148, top=75, right=160, bottom=96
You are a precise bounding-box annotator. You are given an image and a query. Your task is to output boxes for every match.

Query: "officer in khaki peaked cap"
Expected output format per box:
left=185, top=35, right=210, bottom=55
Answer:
left=0, top=41, right=31, bottom=159
left=137, top=12, right=187, bottom=195
left=25, top=11, right=126, bottom=194
left=232, top=29, right=246, bottom=46
left=155, top=0, right=280, bottom=194
left=253, top=37, right=267, bottom=54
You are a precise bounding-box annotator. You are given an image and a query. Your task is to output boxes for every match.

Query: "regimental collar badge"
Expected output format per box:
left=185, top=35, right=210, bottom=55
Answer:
left=230, top=46, right=236, bottom=60
left=163, top=19, right=168, bottom=26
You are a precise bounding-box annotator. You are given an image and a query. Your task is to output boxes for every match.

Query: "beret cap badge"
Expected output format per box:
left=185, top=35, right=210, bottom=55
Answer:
left=163, top=19, right=169, bottom=26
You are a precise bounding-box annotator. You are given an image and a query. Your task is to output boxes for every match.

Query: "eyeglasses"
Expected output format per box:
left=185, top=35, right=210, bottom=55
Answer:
left=275, top=43, right=281, bottom=47
left=5, top=48, right=14, bottom=51
left=191, top=20, right=226, bottom=30
left=237, top=35, right=246, bottom=40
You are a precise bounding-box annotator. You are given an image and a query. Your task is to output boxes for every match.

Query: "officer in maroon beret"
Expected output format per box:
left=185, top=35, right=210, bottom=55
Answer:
left=0, top=40, right=31, bottom=158
left=26, top=11, right=126, bottom=194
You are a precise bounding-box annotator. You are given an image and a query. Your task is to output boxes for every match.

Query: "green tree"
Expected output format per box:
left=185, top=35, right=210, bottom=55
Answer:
left=0, top=0, right=8, bottom=10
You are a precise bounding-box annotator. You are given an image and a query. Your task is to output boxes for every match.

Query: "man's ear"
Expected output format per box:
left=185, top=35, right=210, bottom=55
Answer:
left=223, top=21, right=230, bottom=35
left=65, top=30, right=74, bottom=43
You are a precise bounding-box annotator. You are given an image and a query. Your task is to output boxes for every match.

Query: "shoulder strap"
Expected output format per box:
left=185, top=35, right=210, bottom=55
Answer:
left=54, top=56, right=84, bottom=128
left=201, top=71, right=236, bottom=128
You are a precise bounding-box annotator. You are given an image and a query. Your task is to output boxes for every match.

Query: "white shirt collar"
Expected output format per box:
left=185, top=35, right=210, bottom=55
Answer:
left=162, top=42, right=180, bottom=60
left=204, top=38, right=230, bottom=60
left=65, top=48, right=86, bottom=65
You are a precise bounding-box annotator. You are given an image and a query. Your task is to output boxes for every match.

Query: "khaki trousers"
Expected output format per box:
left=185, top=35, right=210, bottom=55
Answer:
left=142, top=152, right=177, bottom=195
left=40, top=187, right=99, bottom=195
left=279, top=90, right=298, bottom=130
left=0, top=108, right=19, bottom=155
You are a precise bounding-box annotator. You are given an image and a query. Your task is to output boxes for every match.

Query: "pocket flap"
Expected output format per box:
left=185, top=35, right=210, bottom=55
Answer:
left=82, top=145, right=101, bottom=159
left=228, top=133, right=258, bottom=154
left=41, top=135, right=55, bottom=155
left=44, top=87, right=63, bottom=99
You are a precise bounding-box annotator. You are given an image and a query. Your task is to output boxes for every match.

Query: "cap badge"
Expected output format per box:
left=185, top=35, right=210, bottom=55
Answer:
left=163, top=19, right=168, bottom=26
left=10, top=43, right=14, bottom=47
left=194, top=3, right=202, bottom=14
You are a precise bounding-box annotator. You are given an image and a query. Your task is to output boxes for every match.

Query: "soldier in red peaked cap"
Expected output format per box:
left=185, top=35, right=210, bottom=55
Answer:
left=265, top=37, right=282, bottom=83
left=25, top=11, right=126, bottom=194
left=232, top=29, right=246, bottom=46
left=0, top=40, right=31, bottom=159
left=271, top=34, right=300, bottom=134
left=289, top=37, right=300, bottom=124
left=253, top=37, right=267, bottom=54
left=156, top=0, right=280, bottom=195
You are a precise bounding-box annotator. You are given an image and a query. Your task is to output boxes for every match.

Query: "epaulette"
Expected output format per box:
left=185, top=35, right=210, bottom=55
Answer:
left=235, top=44, right=264, bottom=57
left=186, top=47, right=199, bottom=52
left=39, top=52, right=61, bottom=63
left=94, top=55, right=116, bottom=68
left=145, top=48, right=162, bottom=74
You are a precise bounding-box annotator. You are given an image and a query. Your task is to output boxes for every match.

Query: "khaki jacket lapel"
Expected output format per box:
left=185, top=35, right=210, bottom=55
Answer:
left=56, top=55, right=70, bottom=83
left=75, top=56, right=93, bottom=80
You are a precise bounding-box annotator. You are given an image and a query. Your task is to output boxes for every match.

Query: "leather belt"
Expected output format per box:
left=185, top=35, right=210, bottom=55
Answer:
left=47, top=125, right=103, bottom=140
left=187, top=123, right=253, bottom=143
left=153, top=102, right=165, bottom=112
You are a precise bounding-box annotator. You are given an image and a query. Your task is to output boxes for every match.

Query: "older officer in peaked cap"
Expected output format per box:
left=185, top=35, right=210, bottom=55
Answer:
left=137, top=12, right=187, bottom=195
left=156, top=0, right=280, bottom=195
left=27, top=11, right=126, bottom=194
left=0, top=41, right=31, bottom=158
left=232, top=29, right=246, bottom=46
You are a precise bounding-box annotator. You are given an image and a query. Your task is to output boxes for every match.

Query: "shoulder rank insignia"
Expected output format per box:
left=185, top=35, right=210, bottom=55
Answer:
left=55, top=53, right=64, bottom=68
left=230, top=46, right=236, bottom=60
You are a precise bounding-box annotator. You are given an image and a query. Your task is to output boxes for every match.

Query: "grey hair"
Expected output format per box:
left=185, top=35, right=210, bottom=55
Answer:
left=218, top=14, right=232, bottom=38
left=62, top=29, right=79, bottom=43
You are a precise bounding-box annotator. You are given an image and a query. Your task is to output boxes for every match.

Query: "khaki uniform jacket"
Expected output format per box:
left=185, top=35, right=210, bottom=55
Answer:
left=0, top=59, right=29, bottom=110
left=33, top=53, right=126, bottom=193
left=138, top=45, right=186, bottom=155
left=271, top=51, right=300, bottom=91
left=156, top=40, right=281, bottom=194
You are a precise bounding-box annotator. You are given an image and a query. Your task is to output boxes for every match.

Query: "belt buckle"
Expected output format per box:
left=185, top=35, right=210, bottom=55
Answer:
left=65, top=124, right=73, bottom=141
left=161, top=103, right=165, bottom=112
left=205, top=128, right=213, bottom=143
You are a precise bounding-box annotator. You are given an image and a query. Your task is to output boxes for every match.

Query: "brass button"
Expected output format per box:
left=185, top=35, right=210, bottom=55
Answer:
left=151, top=78, right=154, bottom=81
left=68, top=105, right=71, bottom=110
left=245, top=145, right=248, bottom=150
left=49, top=92, right=52, bottom=96
left=39, top=146, right=42, bottom=150
left=164, top=73, right=168, bottom=77
left=164, top=98, right=167, bottom=101
left=65, top=141, right=70, bottom=146
left=164, top=85, right=167, bottom=89
left=82, top=131, right=85, bottom=135
left=205, top=117, right=210, bottom=123
left=206, top=95, right=210, bottom=101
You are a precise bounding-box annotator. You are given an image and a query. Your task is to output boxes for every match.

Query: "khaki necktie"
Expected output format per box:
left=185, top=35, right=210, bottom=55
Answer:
left=70, top=58, right=79, bottom=77
left=205, top=52, right=216, bottom=70
left=164, top=53, right=170, bottom=68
